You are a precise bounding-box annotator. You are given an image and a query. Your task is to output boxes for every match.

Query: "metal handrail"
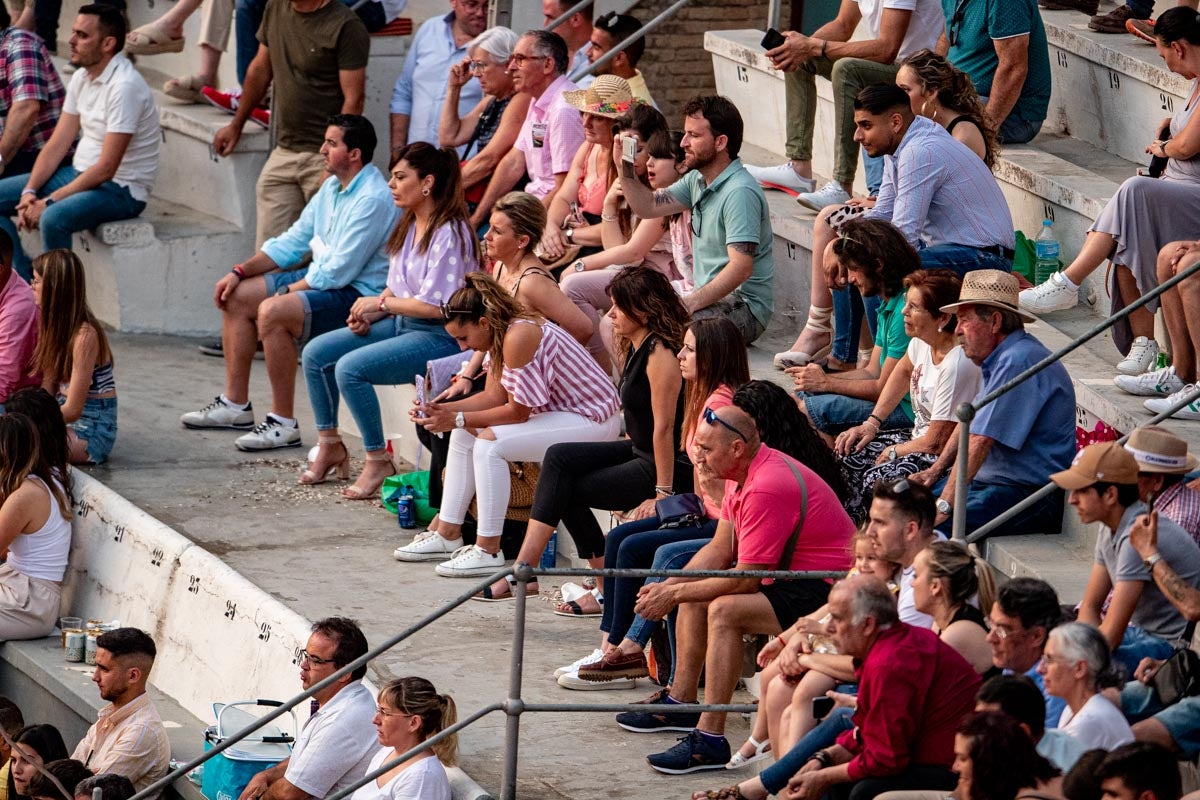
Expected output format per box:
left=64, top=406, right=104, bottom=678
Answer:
left=544, top=0, right=591, bottom=32
left=950, top=255, right=1200, bottom=542
left=567, top=0, right=691, bottom=84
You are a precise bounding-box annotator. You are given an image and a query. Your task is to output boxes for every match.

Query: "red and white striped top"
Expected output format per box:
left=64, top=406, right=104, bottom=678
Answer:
left=488, top=319, right=619, bottom=423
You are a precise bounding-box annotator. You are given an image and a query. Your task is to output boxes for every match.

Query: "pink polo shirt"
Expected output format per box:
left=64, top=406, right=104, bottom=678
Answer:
left=0, top=271, right=39, bottom=402
left=515, top=73, right=585, bottom=199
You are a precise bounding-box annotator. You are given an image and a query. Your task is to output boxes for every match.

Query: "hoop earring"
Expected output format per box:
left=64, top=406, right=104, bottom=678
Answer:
left=422, top=188, right=431, bottom=196
left=921, top=99, right=930, bottom=117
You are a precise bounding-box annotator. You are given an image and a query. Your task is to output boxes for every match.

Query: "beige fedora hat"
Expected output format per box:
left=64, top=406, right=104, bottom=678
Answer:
left=1125, top=425, right=1200, bottom=474
left=940, top=269, right=1036, bottom=324
left=562, top=74, right=638, bottom=117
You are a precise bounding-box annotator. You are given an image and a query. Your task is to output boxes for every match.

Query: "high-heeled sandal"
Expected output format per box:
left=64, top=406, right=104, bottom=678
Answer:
left=341, top=451, right=397, bottom=500
left=774, top=305, right=833, bottom=368
left=298, top=436, right=349, bottom=486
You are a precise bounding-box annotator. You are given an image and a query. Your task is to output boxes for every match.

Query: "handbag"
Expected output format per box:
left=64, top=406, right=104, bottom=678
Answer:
left=1152, top=646, right=1200, bottom=705
left=655, top=492, right=706, bottom=529
left=468, top=461, right=540, bottom=523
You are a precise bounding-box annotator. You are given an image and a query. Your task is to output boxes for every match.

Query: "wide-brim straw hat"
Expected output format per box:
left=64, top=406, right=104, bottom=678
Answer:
left=563, top=74, right=638, bottom=117
left=940, top=269, right=1036, bottom=324
left=1125, top=425, right=1200, bottom=474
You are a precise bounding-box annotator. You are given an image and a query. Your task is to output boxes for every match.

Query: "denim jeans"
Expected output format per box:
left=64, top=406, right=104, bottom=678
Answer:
left=760, top=706, right=855, bottom=795
left=0, top=166, right=146, bottom=279
left=979, top=94, right=1044, bottom=145
left=621, top=538, right=710, bottom=685
left=933, top=479, right=1065, bottom=540
left=1124, top=0, right=1153, bottom=19
left=301, top=315, right=459, bottom=452
left=798, top=390, right=912, bottom=436
left=863, top=148, right=883, bottom=196
left=1113, top=626, right=1175, bottom=677
left=234, top=0, right=268, bottom=84
left=601, top=517, right=718, bottom=645
left=918, top=243, right=1014, bottom=278
left=831, top=287, right=881, bottom=364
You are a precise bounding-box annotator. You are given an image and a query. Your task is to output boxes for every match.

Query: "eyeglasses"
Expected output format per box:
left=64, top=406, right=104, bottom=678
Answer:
left=703, top=407, right=748, bottom=442
left=29, top=273, right=41, bottom=287
left=509, top=53, right=549, bottom=66
left=298, top=650, right=336, bottom=666
left=986, top=622, right=1018, bottom=640
left=468, top=60, right=493, bottom=72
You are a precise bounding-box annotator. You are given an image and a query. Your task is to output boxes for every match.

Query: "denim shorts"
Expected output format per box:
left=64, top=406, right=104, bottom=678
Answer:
left=798, top=391, right=913, bottom=436
left=1121, top=679, right=1200, bottom=756
left=262, top=272, right=361, bottom=345
left=70, top=396, right=117, bottom=464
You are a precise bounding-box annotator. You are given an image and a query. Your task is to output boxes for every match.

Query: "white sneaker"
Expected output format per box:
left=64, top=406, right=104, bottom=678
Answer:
left=555, top=648, right=604, bottom=679
left=744, top=162, right=816, bottom=194
left=1115, top=365, right=1184, bottom=397
left=393, top=531, right=464, bottom=562
left=181, top=396, right=254, bottom=430
left=235, top=416, right=301, bottom=451
left=1116, top=336, right=1160, bottom=376
left=1018, top=272, right=1078, bottom=314
left=1145, top=384, right=1200, bottom=420
left=435, top=544, right=506, bottom=577
left=557, top=670, right=638, bottom=690
left=796, top=181, right=851, bottom=212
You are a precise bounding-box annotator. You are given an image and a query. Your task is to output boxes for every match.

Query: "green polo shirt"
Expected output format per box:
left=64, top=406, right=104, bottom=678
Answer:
left=666, top=158, right=774, bottom=327
left=874, top=292, right=914, bottom=422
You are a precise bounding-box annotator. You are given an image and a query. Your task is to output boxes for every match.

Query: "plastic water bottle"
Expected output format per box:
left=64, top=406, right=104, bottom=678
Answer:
left=1034, top=219, right=1060, bottom=285
left=396, top=485, right=416, bottom=529
left=539, top=531, right=558, bottom=570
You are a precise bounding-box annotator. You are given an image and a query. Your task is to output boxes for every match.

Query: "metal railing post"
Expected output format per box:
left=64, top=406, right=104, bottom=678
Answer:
left=952, top=402, right=974, bottom=542
left=568, top=0, right=692, bottom=83
left=501, top=562, right=533, bottom=800
left=544, top=0, right=590, bottom=31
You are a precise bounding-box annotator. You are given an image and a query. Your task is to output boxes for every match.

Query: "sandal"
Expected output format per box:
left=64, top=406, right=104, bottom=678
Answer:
left=298, top=436, right=349, bottom=486
left=553, top=587, right=603, bottom=617
left=125, top=22, right=185, bottom=55
left=472, top=575, right=539, bottom=602
left=163, top=74, right=212, bottom=104
left=341, top=451, right=397, bottom=500
left=692, top=787, right=749, bottom=800
left=774, top=305, right=832, bottom=368
left=726, top=736, right=771, bottom=769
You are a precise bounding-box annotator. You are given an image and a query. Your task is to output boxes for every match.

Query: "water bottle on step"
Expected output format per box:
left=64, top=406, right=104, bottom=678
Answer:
left=1034, top=219, right=1060, bottom=285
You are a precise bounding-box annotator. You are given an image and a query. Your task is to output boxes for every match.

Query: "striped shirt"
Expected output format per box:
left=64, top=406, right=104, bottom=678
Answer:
left=72, top=692, right=171, bottom=797
left=866, top=114, right=1014, bottom=250
left=1159, top=480, right=1200, bottom=547
left=494, top=320, right=619, bottom=423
left=0, top=28, right=64, bottom=154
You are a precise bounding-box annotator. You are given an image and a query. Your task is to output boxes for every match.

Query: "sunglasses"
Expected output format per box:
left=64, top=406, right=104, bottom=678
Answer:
left=440, top=303, right=475, bottom=321
left=703, top=407, right=748, bottom=442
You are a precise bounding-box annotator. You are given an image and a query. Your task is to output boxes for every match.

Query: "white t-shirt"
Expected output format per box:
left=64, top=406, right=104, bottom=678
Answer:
left=853, top=0, right=946, bottom=62
left=907, top=340, right=982, bottom=439
left=63, top=53, right=159, bottom=202
left=898, top=564, right=934, bottom=628
left=349, top=749, right=451, bottom=800
left=285, top=682, right=379, bottom=798
left=1058, top=694, right=1135, bottom=751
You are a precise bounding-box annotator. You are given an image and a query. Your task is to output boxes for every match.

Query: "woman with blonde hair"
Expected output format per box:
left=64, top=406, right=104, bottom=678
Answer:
left=896, top=49, right=999, bottom=169
left=351, top=677, right=457, bottom=800
left=30, top=249, right=117, bottom=465
left=394, top=272, right=620, bottom=576
left=911, top=540, right=998, bottom=675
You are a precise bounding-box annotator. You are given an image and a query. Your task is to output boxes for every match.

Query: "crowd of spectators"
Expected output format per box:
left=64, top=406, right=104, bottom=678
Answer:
left=9, top=0, right=1200, bottom=795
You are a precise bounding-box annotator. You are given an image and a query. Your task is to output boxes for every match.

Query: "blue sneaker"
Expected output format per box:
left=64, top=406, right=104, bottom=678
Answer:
left=647, top=730, right=732, bottom=774
left=615, top=698, right=699, bottom=733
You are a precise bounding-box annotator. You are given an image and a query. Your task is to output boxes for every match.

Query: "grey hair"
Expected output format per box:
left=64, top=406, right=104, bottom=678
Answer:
left=1049, top=622, right=1124, bottom=689
left=971, top=305, right=1024, bottom=334
left=848, top=579, right=899, bottom=627
left=468, top=26, right=519, bottom=63
left=74, top=775, right=135, bottom=800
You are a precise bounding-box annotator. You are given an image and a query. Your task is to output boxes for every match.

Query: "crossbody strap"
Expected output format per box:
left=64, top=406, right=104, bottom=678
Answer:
left=729, top=456, right=809, bottom=571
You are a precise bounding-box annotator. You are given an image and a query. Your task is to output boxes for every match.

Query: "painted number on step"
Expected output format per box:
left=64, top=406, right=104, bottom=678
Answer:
left=112, top=524, right=127, bottom=543
left=150, top=547, right=164, bottom=567
left=224, top=601, right=236, bottom=621
left=292, top=647, right=303, bottom=665
left=76, top=500, right=90, bottom=518
left=1056, top=51, right=1068, bottom=68
left=737, top=65, right=749, bottom=84
left=1162, top=92, right=1175, bottom=112
left=1043, top=204, right=1055, bottom=223
left=258, top=622, right=272, bottom=643
left=1108, top=71, right=1120, bottom=90
left=188, top=575, right=201, bottom=594
left=786, top=242, right=797, bottom=261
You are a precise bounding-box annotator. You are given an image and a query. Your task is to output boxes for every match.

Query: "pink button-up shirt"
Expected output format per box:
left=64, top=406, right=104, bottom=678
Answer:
left=0, top=271, right=39, bottom=402
left=514, top=73, right=585, bottom=199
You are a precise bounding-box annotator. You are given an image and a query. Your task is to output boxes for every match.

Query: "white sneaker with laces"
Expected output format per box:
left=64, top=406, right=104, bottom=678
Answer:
left=557, top=670, right=638, bottom=690
left=235, top=416, right=301, bottom=451
left=1145, top=384, right=1200, bottom=420
left=796, top=181, right=851, bottom=212
left=1115, top=365, right=1184, bottom=397
left=181, top=396, right=254, bottom=430
left=393, top=531, right=465, bottom=562
left=435, top=544, right=506, bottom=577
left=744, top=163, right=816, bottom=194
left=555, top=649, right=604, bottom=679
left=1018, top=272, right=1078, bottom=314
left=1116, top=336, right=1160, bottom=376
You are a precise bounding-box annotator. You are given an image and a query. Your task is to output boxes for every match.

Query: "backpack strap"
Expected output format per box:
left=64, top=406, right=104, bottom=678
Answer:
left=777, top=458, right=809, bottom=572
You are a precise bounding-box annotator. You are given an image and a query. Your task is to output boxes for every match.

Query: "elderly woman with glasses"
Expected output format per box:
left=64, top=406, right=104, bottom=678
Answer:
left=351, top=678, right=457, bottom=800
left=1039, top=622, right=1134, bottom=751
left=299, top=143, right=479, bottom=500
left=439, top=27, right=531, bottom=215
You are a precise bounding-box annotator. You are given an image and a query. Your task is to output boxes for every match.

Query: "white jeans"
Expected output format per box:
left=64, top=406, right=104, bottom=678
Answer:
left=439, top=411, right=621, bottom=538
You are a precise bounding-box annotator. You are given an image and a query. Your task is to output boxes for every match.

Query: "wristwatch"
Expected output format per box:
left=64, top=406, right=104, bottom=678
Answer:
left=887, top=445, right=898, bottom=461
left=43, top=196, right=55, bottom=207
left=572, top=259, right=586, bottom=272
left=1143, top=552, right=1164, bottom=572
left=935, top=498, right=952, bottom=515
left=564, top=227, right=574, bottom=242
left=455, top=411, right=466, bottom=429
left=276, top=284, right=290, bottom=296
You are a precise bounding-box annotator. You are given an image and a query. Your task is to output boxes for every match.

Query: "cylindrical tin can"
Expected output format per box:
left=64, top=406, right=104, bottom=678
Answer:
left=65, top=631, right=85, bottom=662
left=85, top=633, right=98, bottom=665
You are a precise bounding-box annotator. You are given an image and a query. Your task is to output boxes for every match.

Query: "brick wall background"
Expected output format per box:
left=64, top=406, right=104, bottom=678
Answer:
left=632, top=0, right=771, bottom=120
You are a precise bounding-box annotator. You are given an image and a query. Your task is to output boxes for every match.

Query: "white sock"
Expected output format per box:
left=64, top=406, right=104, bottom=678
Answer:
left=220, top=394, right=249, bottom=410
left=1058, top=272, right=1079, bottom=289
left=267, top=413, right=297, bottom=427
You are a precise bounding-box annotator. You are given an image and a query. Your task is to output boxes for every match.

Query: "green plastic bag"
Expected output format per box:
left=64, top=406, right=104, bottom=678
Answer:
left=382, top=471, right=436, bottom=526
left=1012, top=230, right=1036, bottom=283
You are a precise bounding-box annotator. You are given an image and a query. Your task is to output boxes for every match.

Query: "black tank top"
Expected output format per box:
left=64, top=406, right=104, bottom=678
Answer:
left=618, top=335, right=684, bottom=463
left=949, top=603, right=1002, bottom=681
left=945, top=115, right=992, bottom=164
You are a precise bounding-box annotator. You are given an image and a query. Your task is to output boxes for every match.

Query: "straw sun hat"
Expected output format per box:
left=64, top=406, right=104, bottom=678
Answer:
left=940, top=269, right=1036, bottom=324
left=562, top=74, right=641, bottom=118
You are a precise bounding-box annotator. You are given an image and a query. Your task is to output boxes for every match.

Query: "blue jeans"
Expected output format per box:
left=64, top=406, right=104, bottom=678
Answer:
left=621, top=538, right=710, bottom=685
left=1124, top=0, right=1153, bottom=18
left=1114, top=626, right=1175, bottom=677
left=919, top=243, right=1013, bottom=278
left=933, top=479, right=1065, bottom=540
left=798, top=391, right=912, bottom=436
left=234, top=0, right=268, bottom=84
left=831, top=288, right=881, bottom=364
left=301, top=315, right=459, bottom=452
left=862, top=148, right=883, bottom=196
left=1121, top=678, right=1200, bottom=756
left=0, top=167, right=145, bottom=279
left=979, top=94, right=1044, bottom=145
left=601, top=517, right=718, bottom=645
left=760, top=706, right=855, bottom=795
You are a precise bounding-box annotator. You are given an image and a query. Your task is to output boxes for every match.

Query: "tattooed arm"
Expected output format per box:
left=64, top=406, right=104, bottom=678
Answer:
left=619, top=158, right=688, bottom=219
left=1130, top=511, right=1200, bottom=622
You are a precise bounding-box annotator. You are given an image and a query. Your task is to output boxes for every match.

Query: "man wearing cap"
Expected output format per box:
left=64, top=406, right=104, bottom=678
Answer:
left=1055, top=442, right=1200, bottom=673
left=913, top=269, right=1075, bottom=539
left=1126, top=425, right=1200, bottom=544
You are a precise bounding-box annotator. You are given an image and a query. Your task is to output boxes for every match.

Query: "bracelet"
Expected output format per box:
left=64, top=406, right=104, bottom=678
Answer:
left=811, top=749, right=832, bottom=767
left=20, top=188, right=35, bottom=196
left=231, top=266, right=246, bottom=280
left=820, top=39, right=828, bottom=58
left=601, top=213, right=619, bottom=222
left=862, top=418, right=880, bottom=431
left=655, top=486, right=674, bottom=497
left=868, top=413, right=884, bottom=426
left=378, top=295, right=389, bottom=313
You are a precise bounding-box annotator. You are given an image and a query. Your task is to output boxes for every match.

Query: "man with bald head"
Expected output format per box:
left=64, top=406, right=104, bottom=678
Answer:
left=616, top=401, right=856, bottom=774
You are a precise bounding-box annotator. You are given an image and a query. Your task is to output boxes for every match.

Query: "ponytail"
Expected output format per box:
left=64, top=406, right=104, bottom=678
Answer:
left=1157, top=5, right=1200, bottom=45
left=429, top=694, right=458, bottom=766
left=442, top=272, right=538, bottom=380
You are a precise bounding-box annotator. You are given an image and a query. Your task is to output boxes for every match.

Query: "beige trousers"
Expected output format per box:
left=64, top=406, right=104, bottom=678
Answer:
left=255, top=146, right=326, bottom=248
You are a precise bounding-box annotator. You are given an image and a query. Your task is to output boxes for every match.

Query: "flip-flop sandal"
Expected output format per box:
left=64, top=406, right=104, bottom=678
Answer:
left=699, top=787, right=749, bottom=800
left=471, top=576, right=538, bottom=602
left=126, top=23, right=185, bottom=55
left=559, top=581, right=591, bottom=604
left=553, top=588, right=603, bottom=617
left=163, top=74, right=211, bottom=104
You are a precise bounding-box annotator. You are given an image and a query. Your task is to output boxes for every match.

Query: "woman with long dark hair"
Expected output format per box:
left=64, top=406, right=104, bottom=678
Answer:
left=8, top=725, right=69, bottom=800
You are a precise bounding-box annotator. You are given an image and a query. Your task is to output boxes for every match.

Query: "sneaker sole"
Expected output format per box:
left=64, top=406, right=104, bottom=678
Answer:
left=796, top=195, right=841, bottom=213
left=234, top=438, right=303, bottom=452
left=646, top=760, right=729, bottom=775
left=1116, top=362, right=1156, bottom=377
left=557, top=674, right=637, bottom=690
left=181, top=419, right=255, bottom=430
left=1146, top=406, right=1200, bottom=420
left=616, top=720, right=697, bottom=734
left=577, top=666, right=650, bottom=682
left=393, top=550, right=455, bottom=562
left=434, top=564, right=505, bottom=577
left=198, top=345, right=224, bottom=356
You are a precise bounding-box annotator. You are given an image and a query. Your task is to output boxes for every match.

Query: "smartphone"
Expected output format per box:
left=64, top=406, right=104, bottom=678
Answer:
left=1149, top=124, right=1172, bottom=179
left=414, top=372, right=427, bottom=418
left=621, top=134, right=638, bottom=163
left=812, top=696, right=834, bottom=721
left=761, top=28, right=785, bottom=50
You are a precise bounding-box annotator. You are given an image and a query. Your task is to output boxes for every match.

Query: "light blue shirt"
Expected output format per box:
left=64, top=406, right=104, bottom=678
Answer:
left=261, top=164, right=398, bottom=296
left=389, top=12, right=482, bottom=154
left=569, top=47, right=594, bottom=88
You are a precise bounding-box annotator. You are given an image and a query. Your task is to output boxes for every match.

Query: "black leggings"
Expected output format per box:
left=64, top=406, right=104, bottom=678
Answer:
left=529, top=440, right=656, bottom=560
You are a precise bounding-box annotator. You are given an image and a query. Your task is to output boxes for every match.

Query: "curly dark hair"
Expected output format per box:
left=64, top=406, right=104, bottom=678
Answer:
left=900, top=49, right=999, bottom=170
left=959, top=711, right=1059, bottom=800
left=607, top=267, right=689, bottom=371
left=831, top=218, right=920, bottom=299
left=731, top=380, right=847, bottom=496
